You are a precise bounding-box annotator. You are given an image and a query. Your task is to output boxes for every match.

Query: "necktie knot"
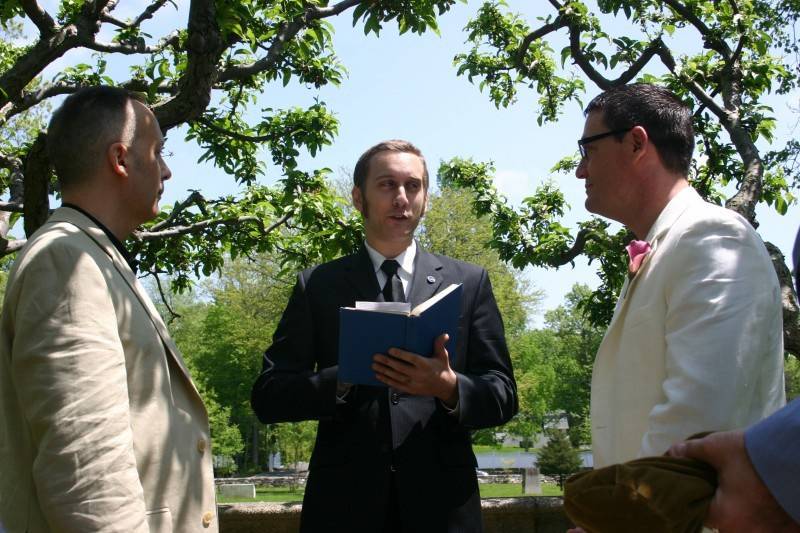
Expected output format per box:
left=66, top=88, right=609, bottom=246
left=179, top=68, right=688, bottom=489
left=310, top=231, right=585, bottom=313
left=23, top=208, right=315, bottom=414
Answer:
left=380, top=260, right=404, bottom=302
left=380, top=259, right=400, bottom=277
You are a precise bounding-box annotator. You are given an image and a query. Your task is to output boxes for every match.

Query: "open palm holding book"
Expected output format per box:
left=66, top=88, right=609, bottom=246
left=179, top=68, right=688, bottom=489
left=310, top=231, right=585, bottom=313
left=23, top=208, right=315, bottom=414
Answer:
left=338, top=283, right=463, bottom=387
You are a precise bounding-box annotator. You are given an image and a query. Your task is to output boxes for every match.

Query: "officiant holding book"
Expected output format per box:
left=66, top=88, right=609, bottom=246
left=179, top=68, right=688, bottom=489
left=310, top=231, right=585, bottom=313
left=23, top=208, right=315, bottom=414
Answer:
left=251, top=139, right=517, bottom=532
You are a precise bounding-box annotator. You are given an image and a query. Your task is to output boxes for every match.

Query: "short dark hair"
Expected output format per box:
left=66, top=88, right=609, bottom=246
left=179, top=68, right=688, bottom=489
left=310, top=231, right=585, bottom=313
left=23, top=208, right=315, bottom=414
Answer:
left=585, top=83, right=694, bottom=175
left=47, top=86, right=147, bottom=190
left=353, top=139, right=429, bottom=191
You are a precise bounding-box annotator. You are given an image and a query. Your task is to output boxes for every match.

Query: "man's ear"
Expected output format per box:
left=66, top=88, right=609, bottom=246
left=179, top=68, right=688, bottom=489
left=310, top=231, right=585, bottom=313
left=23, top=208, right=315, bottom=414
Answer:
left=352, top=185, right=364, bottom=215
left=107, top=142, right=129, bottom=177
left=630, top=125, right=649, bottom=156
left=420, top=188, right=428, bottom=217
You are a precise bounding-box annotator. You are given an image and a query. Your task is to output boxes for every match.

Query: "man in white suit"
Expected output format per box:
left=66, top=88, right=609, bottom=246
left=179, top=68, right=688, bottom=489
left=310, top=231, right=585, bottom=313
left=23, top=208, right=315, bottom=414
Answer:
left=576, top=83, right=785, bottom=468
left=0, top=87, right=217, bottom=532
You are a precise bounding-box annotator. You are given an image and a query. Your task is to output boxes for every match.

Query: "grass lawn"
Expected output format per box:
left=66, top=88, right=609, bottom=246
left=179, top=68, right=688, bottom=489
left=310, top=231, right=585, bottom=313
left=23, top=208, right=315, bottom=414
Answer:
left=217, top=483, right=562, bottom=504
left=479, top=482, right=562, bottom=497
left=217, top=486, right=305, bottom=504
left=471, top=445, right=535, bottom=454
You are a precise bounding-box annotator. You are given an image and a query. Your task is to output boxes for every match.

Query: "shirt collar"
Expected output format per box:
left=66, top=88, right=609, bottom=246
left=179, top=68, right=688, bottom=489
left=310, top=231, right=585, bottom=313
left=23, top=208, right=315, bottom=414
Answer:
left=364, top=240, right=416, bottom=276
left=61, top=203, right=139, bottom=273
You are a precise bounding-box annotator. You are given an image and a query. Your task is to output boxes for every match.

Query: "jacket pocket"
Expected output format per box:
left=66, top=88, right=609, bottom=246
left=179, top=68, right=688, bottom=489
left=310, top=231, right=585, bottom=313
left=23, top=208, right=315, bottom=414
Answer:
left=146, top=507, right=172, bottom=533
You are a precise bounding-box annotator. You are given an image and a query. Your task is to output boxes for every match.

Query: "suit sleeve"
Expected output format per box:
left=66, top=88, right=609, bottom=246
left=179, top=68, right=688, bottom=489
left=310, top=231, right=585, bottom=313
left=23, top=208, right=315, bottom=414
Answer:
left=452, top=269, right=518, bottom=429
left=251, top=272, right=339, bottom=423
left=10, top=244, right=148, bottom=532
left=744, top=398, right=800, bottom=523
left=640, top=216, right=785, bottom=456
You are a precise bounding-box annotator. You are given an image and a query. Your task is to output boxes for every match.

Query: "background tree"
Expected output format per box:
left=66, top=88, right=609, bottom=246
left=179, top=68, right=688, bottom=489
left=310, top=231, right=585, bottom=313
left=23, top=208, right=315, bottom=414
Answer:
left=544, top=283, right=603, bottom=446
left=0, top=0, right=456, bottom=290
left=419, top=179, right=541, bottom=445
left=536, top=429, right=583, bottom=489
left=504, top=328, right=559, bottom=449
left=444, top=0, right=800, bottom=354
left=166, top=253, right=304, bottom=473
left=419, top=180, right=539, bottom=338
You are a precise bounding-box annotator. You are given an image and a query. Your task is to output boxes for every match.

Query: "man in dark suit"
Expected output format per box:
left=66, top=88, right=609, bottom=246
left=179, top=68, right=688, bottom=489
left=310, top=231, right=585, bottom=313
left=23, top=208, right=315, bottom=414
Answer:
left=251, top=140, right=517, bottom=532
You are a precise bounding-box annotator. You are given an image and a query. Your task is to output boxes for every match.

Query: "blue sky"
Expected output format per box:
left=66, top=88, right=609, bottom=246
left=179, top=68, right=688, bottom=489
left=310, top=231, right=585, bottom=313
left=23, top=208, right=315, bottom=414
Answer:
left=28, top=1, right=800, bottom=323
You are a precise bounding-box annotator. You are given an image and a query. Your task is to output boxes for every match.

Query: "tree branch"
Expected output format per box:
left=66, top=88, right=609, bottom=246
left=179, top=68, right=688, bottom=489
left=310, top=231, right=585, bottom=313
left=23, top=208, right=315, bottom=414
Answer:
left=765, top=241, right=800, bottom=356
left=3, top=81, right=82, bottom=122
left=196, top=117, right=270, bottom=142
left=218, top=0, right=362, bottom=83
left=660, top=0, right=731, bottom=59
left=86, top=31, right=180, bottom=55
left=99, top=13, right=128, bottom=28
left=217, top=22, right=305, bottom=83
left=150, top=190, right=206, bottom=231
left=546, top=228, right=598, bottom=266
left=120, top=79, right=178, bottom=95
left=131, top=0, right=173, bottom=29
left=0, top=238, right=27, bottom=257
left=0, top=201, right=25, bottom=213
left=82, top=0, right=116, bottom=21
left=152, top=0, right=225, bottom=130
left=135, top=213, right=290, bottom=241
left=657, top=45, right=729, bottom=119
left=23, top=133, right=51, bottom=238
left=0, top=26, right=81, bottom=109
left=515, top=16, right=568, bottom=71
left=727, top=0, right=746, bottom=67
left=20, top=0, right=57, bottom=36
left=0, top=153, right=23, bottom=172
left=308, top=0, right=362, bottom=19
left=567, top=25, right=664, bottom=89
left=152, top=273, right=181, bottom=322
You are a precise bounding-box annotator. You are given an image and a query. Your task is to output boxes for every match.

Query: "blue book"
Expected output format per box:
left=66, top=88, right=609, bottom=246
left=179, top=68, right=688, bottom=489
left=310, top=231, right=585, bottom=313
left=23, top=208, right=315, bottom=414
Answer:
left=337, top=283, right=463, bottom=387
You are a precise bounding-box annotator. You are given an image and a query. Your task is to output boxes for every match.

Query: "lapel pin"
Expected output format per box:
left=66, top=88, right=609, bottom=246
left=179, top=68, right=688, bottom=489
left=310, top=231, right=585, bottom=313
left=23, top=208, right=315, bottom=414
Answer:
left=426, top=275, right=436, bottom=284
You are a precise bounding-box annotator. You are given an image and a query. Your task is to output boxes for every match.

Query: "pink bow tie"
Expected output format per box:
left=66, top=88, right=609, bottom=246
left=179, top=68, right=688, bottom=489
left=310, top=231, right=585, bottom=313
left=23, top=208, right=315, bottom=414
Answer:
left=626, top=240, right=652, bottom=277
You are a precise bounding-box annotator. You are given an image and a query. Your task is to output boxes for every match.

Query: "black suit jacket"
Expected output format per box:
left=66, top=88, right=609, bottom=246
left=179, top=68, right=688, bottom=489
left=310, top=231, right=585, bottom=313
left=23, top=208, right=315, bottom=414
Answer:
left=251, top=246, right=517, bottom=532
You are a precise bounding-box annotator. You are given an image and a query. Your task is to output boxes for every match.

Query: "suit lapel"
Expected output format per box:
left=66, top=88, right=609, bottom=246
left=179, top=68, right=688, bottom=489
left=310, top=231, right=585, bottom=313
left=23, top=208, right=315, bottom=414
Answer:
left=50, top=208, right=200, bottom=396
left=606, top=187, right=700, bottom=331
left=408, top=247, right=444, bottom=306
left=344, top=246, right=382, bottom=301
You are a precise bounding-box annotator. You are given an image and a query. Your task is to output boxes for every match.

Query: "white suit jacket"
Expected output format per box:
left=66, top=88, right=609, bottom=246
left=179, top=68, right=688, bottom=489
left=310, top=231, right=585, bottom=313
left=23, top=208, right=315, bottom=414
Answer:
left=0, top=207, right=217, bottom=532
left=591, top=187, right=785, bottom=467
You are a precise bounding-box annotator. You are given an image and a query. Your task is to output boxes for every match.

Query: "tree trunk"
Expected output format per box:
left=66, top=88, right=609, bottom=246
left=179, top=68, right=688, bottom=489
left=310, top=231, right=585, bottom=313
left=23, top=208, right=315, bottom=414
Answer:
left=23, top=133, right=50, bottom=238
left=251, top=420, right=259, bottom=471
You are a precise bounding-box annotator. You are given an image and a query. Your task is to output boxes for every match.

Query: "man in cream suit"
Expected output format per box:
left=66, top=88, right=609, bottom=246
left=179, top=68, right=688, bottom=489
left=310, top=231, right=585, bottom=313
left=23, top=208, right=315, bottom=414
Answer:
left=576, top=83, right=785, bottom=467
left=0, top=87, right=217, bottom=532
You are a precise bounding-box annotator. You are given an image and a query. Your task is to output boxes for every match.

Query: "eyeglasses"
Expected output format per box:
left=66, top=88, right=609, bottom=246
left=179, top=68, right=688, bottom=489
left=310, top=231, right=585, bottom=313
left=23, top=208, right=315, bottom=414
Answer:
left=577, top=127, right=633, bottom=158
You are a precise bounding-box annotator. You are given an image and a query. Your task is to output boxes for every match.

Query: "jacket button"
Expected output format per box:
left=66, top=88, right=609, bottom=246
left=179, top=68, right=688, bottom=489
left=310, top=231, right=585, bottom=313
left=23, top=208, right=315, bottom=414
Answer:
left=202, top=511, right=214, bottom=527
left=197, top=438, right=207, bottom=454
left=390, top=393, right=399, bottom=405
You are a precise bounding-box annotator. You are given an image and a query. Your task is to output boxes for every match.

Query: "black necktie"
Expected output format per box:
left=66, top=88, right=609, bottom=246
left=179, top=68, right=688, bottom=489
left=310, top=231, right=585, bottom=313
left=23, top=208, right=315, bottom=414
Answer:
left=380, top=259, right=405, bottom=303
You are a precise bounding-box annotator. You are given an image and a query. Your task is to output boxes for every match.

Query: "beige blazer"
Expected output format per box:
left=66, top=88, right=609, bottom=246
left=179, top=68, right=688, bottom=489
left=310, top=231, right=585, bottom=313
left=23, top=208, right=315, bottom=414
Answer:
left=591, top=187, right=785, bottom=468
left=0, top=207, right=217, bottom=532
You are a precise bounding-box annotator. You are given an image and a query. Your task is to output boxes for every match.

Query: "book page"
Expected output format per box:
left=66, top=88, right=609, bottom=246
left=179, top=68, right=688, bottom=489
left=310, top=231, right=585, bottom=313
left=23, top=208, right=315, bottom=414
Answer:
left=351, top=301, right=411, bottom=315
left=410, top=283, right=461, bottom=316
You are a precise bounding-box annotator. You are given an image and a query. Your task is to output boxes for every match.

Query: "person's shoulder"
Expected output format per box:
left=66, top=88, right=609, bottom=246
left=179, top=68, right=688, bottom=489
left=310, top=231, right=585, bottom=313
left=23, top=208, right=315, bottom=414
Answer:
left=12, top=220, right=90, bottom=271
left=426, top=251, right=486, bottom=278
left=681, top=196, right=759, bottom=240
left=299, top=252, right=360, bottom=283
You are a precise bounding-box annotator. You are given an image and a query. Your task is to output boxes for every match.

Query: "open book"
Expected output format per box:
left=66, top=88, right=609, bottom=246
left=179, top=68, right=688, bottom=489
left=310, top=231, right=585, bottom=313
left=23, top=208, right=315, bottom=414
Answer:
left=337, top=283, right=463, bottom=387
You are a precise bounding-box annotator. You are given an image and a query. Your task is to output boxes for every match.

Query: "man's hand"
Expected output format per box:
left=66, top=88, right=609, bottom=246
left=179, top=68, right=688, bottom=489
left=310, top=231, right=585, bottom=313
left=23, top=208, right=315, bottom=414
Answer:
left=372, top=333, right=458, bottom=407
left=667, top=430, right=800, bottom=533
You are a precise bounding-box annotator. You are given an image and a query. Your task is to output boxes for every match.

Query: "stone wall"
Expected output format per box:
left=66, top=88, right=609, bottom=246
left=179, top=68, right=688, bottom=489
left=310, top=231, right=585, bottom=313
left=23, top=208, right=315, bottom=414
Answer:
left=216, top=474, right=308, bottom=488
left=218, top=497, right=573, bottom=533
